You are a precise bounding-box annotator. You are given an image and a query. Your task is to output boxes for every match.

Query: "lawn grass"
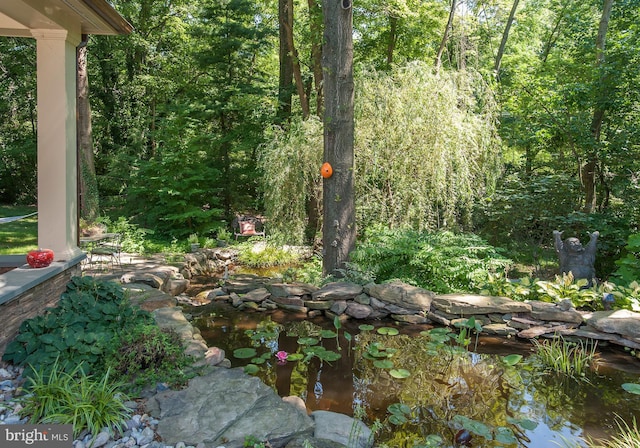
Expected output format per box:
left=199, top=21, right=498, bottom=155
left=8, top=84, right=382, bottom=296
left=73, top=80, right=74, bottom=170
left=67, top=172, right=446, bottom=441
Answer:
left=0, top=205, right=38, bottom=254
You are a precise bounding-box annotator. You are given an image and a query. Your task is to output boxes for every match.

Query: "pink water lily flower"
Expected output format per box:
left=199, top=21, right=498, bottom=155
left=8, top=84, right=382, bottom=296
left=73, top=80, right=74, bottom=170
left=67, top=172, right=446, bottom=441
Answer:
left=276, top=351, right=288, bottom=362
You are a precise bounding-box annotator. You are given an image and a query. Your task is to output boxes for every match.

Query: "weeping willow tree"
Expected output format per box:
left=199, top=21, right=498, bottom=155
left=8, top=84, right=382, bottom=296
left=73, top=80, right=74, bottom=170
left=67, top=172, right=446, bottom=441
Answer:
left=355, top=62, right=502, bottom=231
left=260, top=63, right=502, bottom=244
left=258, top=117, right=324, bottom=244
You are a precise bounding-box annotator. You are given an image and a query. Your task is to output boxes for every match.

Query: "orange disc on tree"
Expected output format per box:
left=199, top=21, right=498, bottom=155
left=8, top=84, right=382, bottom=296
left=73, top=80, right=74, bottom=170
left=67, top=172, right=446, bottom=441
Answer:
left=321, top=162, right=333, bottom=178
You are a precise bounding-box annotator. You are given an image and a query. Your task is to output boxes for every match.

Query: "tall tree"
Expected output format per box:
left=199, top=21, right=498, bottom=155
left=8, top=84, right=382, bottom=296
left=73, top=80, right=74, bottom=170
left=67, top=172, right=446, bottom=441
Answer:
left=435, top=0, right=457, bottom=71
left=494, top=0, right=520, bottom=74
left=322, top=0, right=355, bottom=276
left=77, top=36, right=99, bottom=222
left=277, top=0, right=295, bottom=122
left=583, top=0, right=614, bottom=213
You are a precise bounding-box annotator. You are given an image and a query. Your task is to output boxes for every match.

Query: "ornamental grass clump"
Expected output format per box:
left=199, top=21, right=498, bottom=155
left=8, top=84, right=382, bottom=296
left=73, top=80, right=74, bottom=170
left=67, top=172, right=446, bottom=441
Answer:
left=531, top=335, right=599, bottom=380
left=22, top=361, right=130, bottom=439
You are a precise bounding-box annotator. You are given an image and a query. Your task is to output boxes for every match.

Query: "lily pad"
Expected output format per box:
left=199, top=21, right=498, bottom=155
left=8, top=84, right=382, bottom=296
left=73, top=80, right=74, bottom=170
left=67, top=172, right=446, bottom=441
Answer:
left=494, top=427, right=518, bottom=444
left=359, top=324, right=375, bottom=331
left=287, top=353, right=304, bottom=361
left=390, top=369, right=411, bottom=379
left=622, top=383, right=640, bottom=395
left=243, top=364, right=260, bottom=374
left=233, top=347, right=257, bottom=359
left=506, top=417, right=538, bottom=430
left=251, top=357, right=266, bottom=364
left=321, top=330, right=338, bottom=339
left=298, top=337, right=320, bottom=346
left=377, top=327, right=399, bottom=336
left=373, top=359, right=394, bottom=369
left=502, top=354, right=523, bottom=366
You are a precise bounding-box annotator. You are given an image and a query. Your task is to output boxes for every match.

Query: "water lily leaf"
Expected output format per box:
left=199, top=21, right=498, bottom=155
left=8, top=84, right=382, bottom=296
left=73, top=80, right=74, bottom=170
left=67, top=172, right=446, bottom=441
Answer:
left=390, top=369, right=411, bottom=379
left=359, top=324, right=374, bottom=331
left=388, top=403, right=411, bottom=415
left=233, top=347, right=257, bottom=359
left=373, top=359, right=394, bottom=369
left=494, top=427, right=517, bottom=444
left=622, top=383, right=640, bottom=395
left=286, top=353, right=304, bottom=361
left=502, top=354, right=523, bottom=366
left=506, top=417, right=538, bottom=430
left=261, top=352, right=272, bottom=360
left=251, top=357, right=266, bottom=364
left=388, top=414, right=407, bottom=425
left=244, top=364, right=260, bottom=374
left=377, top=327, right=399, bottom=336
left=298, top=337, right=319, bottom=346
left=453, top=415, right=492, bottom=439
left=321, top=330, right=338, bottom=339
left=318, top=351, right=342, bottom=362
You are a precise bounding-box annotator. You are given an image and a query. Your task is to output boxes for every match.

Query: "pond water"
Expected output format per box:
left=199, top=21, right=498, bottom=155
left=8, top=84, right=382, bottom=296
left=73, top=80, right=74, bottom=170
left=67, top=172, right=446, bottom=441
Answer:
left=189, top=296, right=640, bottom=447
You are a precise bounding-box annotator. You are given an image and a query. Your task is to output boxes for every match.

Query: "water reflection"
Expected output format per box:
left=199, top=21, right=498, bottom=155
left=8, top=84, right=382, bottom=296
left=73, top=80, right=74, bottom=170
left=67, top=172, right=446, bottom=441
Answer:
left=191, top=303, right=640, bottom=447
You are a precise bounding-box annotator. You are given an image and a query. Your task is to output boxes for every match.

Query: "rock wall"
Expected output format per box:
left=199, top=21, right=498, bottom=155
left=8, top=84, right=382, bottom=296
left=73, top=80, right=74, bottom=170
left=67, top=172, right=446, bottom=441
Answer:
left=191, top=275, right=640, bottom=352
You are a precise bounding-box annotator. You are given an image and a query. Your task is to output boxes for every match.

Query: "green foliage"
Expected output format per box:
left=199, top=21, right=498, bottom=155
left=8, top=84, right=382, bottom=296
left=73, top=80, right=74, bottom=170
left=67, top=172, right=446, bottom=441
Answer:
left=349, top=226, right=512, bottom=293
left=236, top=241, right=302, bottom=268
left=356, top=64, right=501, bottom=232
left=585, top=417, right=640, bottom=448
left=259, top=117, right=324, bottom=245
left=105, top=325, right=194, bottom=393
left=22, top=361, right=130, bottom=439
left=477, top=173, right=581, bottom=247
left=2, top=276, right=153, bottom=378
left=97, top=215, right=152, bottom=254
left=613, top=233, right=640, bottom=285
left=535, top=273, right=601, bottom=310
left=531, top=336, right=599, bottom=380
left=0, top=205, right=38, bottom=254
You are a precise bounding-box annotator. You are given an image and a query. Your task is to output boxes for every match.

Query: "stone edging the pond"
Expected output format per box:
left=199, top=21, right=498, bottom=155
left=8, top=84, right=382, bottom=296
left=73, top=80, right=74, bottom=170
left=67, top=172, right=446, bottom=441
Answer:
left=189, top=275, right=640, bottom=353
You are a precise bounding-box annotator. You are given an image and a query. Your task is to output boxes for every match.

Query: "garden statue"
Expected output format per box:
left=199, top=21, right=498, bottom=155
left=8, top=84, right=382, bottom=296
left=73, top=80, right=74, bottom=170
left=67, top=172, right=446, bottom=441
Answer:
left=553, top=230, right=599, bottom=285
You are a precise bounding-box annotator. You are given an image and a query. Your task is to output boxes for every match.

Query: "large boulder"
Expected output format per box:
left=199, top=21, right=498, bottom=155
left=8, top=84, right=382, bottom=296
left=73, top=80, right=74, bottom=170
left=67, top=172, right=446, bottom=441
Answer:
left=311, top=410, right=372, bottom=448
left=151, top=367, right=314, bottom=447
left=365, top=281, right=434, bottom=312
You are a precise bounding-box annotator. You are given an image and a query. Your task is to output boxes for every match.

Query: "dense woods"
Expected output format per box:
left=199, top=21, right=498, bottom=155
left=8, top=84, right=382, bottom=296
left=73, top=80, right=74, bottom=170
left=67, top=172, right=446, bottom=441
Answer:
left=1, top=0, right=640, bottom=279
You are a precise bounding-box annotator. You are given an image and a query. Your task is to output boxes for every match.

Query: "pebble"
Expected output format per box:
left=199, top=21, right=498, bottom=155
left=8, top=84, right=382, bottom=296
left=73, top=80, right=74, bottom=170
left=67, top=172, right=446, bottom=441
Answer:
left=0, top=364, right=196, bottom=448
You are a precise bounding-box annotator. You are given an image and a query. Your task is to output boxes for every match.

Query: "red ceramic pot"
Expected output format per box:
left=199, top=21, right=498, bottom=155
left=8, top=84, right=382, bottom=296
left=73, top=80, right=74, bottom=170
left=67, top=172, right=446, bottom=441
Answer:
left=26, top=249, right=54, bottom=268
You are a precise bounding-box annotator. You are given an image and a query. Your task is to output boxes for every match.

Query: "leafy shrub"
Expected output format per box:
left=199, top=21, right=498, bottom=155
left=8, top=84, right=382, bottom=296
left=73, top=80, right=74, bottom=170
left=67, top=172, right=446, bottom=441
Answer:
left=348, top=226, right=512, bottom=293
left=105, top=325, right=194, bottom=393
left=613, top=233, right=640, bottom=284
left=476, top=173, right=581, bottom=247
left=22, top=361, right=130, bottom=438
left=237, top=241, right=302, bottom=268
left=2, top=276, right=153, bottom=378
left=535, top=273, right=601, bottom=310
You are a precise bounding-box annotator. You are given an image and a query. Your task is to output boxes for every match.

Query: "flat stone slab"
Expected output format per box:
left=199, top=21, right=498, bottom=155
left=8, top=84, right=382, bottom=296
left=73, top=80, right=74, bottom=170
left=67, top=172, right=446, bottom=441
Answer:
left=527, top=300, right=584, bottom=324
left=432, top=294, right=531, bottom=315
left=312, top=282, right=363, bottom=301
left=584, top=309, right=640, bottom=341
left=152, top=367, right=314, bottom=447
left=365, top=281, right=434, bottom=312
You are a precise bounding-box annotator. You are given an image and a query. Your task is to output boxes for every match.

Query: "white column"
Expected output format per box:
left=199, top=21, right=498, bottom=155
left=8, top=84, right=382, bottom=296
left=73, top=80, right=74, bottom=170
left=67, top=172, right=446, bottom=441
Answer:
left=32, top=29, right=82, bottom=261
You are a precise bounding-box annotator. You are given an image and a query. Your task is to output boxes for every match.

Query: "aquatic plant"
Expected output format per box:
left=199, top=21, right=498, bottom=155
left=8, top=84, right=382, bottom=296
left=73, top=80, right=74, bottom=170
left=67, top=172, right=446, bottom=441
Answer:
left=531, top=335, right=599, bottom=379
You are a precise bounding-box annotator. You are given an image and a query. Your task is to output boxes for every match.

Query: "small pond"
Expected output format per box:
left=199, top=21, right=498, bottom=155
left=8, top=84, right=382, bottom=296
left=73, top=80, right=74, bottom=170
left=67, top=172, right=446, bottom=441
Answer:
left=189, top=298, right=640, bottom=447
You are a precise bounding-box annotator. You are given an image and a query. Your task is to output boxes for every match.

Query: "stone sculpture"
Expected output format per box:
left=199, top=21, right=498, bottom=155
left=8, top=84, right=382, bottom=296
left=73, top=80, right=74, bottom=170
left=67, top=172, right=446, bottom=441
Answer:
left=553, top=230, right=599, bottom=284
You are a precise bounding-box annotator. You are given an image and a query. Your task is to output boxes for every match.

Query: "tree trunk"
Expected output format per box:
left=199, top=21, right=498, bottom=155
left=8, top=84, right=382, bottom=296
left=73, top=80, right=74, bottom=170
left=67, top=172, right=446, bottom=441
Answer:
left=278, top=0, right=294, bottom=122
left=282, top=0, right=310, bottom=119
left=494, top=0, right=520, bottom=74
left=387, top=16, right=398, bottom=66
left=435, top=0, right=457, bottom=72
left=584, top=0, right=613, bottom=213
left=322, top=0, right=355, bottom=277
left=308, top=0, right=324, bottom=116
left=77, top=37, right=99, bottom=223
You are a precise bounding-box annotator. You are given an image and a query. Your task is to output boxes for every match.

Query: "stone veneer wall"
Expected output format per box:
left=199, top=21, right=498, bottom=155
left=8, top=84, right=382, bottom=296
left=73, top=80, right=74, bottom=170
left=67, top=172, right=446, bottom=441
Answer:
left=0, top=264, right=80, bottom=355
